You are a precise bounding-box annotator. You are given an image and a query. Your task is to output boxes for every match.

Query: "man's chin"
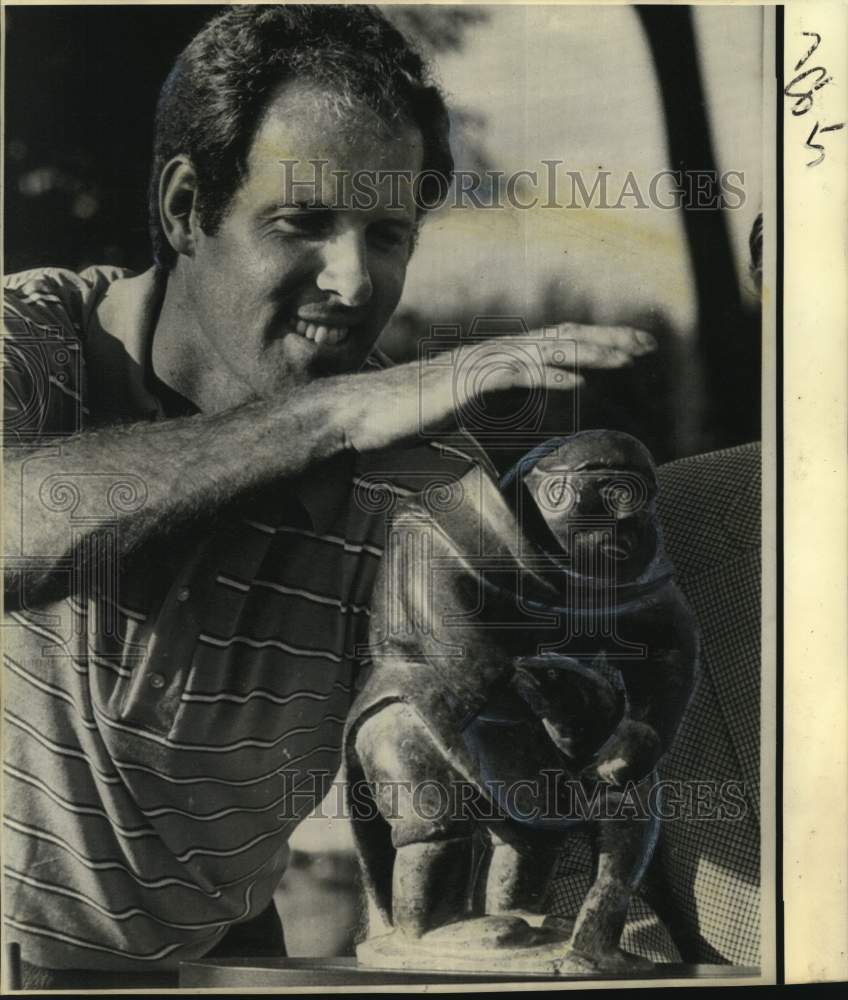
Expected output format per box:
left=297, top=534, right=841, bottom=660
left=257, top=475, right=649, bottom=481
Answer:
left=278, top=328, right=374, bottom=378
left=310, top=343, right=375, bottom=378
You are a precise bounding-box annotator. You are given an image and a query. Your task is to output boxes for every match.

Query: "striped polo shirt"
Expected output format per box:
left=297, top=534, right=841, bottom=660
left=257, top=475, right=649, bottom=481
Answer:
left=2, top=266, right=481, bottom=970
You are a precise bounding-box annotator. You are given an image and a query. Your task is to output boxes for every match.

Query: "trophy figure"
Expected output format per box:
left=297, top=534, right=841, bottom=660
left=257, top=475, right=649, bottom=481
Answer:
left=344, top=431, right=698, bottom=975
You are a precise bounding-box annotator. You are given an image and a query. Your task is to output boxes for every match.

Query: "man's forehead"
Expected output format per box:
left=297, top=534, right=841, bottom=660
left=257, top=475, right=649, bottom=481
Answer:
left=245, top=78, right=425, bottom=181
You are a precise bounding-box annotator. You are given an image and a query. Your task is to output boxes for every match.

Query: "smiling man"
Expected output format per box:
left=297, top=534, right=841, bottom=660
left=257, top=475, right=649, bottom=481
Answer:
left=152, top=82, right=427, bottom=405
left=3, top=5, right=653, bottom=988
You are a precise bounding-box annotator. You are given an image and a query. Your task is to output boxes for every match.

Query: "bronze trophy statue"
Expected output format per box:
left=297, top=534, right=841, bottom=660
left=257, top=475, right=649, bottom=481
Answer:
left=344, top=430, right=698, bottom=976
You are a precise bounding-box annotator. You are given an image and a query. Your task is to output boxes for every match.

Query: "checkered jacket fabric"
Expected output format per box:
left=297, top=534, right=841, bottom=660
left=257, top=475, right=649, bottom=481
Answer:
left=548, top=442, right=762, bottom=966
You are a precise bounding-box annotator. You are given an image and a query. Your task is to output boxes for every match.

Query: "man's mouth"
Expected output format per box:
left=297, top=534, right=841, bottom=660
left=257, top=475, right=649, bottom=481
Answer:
left=289, top=318, right=352, bottom=346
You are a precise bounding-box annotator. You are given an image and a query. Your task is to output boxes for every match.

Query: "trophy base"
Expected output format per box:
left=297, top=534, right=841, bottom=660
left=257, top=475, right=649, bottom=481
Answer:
left=356, top=914, right=653, bottom=976
left=180, top=956, right=762, bottom=987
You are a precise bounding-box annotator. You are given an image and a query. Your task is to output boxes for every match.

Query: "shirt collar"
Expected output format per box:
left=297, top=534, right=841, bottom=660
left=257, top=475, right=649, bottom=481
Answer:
left=87, top=266, right=169, bottom=422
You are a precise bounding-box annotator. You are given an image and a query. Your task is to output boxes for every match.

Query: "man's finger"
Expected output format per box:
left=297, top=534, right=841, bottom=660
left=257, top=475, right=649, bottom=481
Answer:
left=463, top=335, right=646, bottom=373
left=532, top=323, right=657, bottom=355
left=544, top=368, right=585, bottom=391
left=541, top=341, right=637, bottom=370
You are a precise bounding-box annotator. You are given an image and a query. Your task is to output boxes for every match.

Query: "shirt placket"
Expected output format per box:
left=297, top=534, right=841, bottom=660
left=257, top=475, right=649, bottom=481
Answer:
left=118, top=521, right=271, bottom=734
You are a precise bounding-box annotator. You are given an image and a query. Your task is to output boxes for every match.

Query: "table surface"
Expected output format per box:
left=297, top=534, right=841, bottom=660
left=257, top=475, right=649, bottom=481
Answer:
left=180, top=956, right=762, bottom=987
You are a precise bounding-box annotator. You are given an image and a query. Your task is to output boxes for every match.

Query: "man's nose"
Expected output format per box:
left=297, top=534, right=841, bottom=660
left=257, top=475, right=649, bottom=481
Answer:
left=315, top=230, right=373, bottom=307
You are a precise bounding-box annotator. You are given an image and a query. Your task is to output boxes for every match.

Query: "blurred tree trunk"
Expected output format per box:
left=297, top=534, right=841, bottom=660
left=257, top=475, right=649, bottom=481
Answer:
left=636, top=6, right=761, bottom=451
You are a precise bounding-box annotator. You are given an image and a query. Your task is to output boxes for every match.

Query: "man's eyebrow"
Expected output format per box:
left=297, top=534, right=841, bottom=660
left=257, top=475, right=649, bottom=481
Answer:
left=263, top=199, right=332, bottom=213
left=376, top=216, right=415, bottom=229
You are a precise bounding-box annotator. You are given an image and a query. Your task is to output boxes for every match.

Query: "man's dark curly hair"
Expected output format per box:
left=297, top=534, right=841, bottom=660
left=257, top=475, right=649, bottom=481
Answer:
left=149, top=4, right=453, bottom=269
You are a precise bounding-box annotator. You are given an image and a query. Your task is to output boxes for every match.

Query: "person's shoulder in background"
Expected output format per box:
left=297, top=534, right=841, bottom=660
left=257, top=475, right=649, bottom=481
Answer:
left=653, top=442, right=762, bottom=966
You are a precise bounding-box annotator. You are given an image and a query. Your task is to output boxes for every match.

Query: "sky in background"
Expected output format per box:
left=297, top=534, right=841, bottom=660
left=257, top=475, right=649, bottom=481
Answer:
left=396, top=3, right=764, bottom=339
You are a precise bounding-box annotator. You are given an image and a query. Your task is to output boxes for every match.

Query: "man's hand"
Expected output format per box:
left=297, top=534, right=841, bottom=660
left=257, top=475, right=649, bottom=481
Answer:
left=336, top=323, right=656, bottom=454
left=4, top=321, right=655, bottom=605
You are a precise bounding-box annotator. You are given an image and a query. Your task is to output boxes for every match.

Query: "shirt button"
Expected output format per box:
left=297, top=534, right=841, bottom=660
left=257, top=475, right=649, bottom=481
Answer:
left=177, top=586, right=191, bottom=602
left=149, top=673, right=166, bottom=689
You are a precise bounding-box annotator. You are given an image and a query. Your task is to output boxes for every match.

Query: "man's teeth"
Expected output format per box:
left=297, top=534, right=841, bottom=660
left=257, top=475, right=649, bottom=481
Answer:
left=294, top=319, right=349, bottom=345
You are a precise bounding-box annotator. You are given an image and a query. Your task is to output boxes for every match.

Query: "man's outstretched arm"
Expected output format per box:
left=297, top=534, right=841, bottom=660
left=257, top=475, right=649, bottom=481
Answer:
left=4, top=323, right=653, bottom=605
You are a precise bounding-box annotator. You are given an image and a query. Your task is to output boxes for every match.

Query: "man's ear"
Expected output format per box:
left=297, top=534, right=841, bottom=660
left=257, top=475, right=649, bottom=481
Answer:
left=159, top=156, right=200, bottom=258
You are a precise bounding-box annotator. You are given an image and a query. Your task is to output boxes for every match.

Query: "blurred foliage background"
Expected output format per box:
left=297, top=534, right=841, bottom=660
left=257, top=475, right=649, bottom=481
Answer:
left=4, top=5, right=763, bottom=465
left=4, top=5, right=762, bottom=464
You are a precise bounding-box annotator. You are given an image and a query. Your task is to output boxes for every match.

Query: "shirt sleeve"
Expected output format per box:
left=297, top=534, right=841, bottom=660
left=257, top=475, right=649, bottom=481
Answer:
left=3, top=268, right=89, bottom=448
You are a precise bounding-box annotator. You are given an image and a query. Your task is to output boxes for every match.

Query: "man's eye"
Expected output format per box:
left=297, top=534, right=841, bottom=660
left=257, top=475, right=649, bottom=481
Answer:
left=274, top=212, right=333, bottom=236
left=368, top=224, right=411, bottom=250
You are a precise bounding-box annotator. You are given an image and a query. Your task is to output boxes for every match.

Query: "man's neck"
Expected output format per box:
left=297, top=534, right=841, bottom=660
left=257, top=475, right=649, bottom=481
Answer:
left=151, top=267, right=250, bottom=416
